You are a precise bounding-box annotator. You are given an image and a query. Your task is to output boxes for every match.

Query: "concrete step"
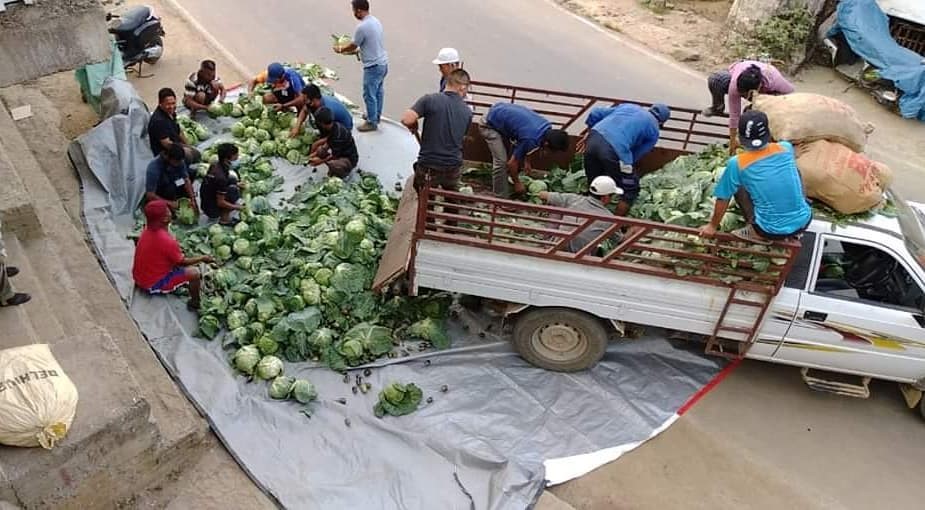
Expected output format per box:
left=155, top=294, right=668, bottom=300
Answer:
left=0, top=104, right=211, bottom=508
left=1, top=234, right=67, bottom=345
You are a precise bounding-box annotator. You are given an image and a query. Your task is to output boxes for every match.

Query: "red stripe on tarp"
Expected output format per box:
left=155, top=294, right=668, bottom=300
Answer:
left=677, top=358, right=743, bottom=415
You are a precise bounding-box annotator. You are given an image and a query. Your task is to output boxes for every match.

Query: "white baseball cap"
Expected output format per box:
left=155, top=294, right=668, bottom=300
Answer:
left=589, top=176, right=623, bottom=196
left=432, top=48, right=460, bottom=65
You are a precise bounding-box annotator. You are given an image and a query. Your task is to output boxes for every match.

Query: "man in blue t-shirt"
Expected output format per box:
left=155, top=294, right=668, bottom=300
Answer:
left=479, top=103, right=569, bottom=198
left=258, top=63, right=306, bottom=112
left=291, top=84, right=354, bottom=138
left=579, top=103, right=670, bottom=215
left=699, top=110, right=812, bottom=244
left=145, top=144, right=198, bottom=216
left=334, top=0, right=388, bottom=132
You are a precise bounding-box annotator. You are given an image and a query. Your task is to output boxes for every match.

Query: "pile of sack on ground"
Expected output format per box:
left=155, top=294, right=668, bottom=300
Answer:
left=753, top=93, right=892, bottom=214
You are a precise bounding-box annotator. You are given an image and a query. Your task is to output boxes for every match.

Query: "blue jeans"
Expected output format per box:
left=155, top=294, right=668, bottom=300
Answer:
left=362, top=63, right=388, bottom=125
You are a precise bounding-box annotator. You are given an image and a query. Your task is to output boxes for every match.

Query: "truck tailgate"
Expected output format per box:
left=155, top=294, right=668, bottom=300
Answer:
left=372, top=177, right=419, bottom=291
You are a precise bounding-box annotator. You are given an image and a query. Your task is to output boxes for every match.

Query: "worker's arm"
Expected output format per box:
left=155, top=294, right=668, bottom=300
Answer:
left=216, top=81, right=226, bottom=101
left=180, top=254, right=213, bottom=266
left=334, top=42, right=359, bottom=55
left=400, top=109, right=420, bottom=133
left=699, top=198, right=730, bottom=238
left=216, top=192, right=242, bottom=211
left=291, top=106, right=309, bottom=137
left=728, top=128, right=739, bottom=155
left=309, top=137, right=328, bottom=154
left=184, top=178, right=199, bottom=214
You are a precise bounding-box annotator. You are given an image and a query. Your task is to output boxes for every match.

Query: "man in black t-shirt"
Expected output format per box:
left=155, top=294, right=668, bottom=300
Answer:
left=308, top=107, right=359, bottom=178
left=200, top=143, right=244, bottom=225
left=400, top=69, right=473, bottom=191
left=148, top=87, right=201, bottom=164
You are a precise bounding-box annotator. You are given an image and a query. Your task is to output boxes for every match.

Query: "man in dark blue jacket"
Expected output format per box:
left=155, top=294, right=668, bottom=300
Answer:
left=578, top=103, right=670, bottom=215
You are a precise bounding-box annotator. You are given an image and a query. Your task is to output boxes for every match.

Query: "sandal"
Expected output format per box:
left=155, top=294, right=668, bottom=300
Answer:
left=0, top=293, right=31, bottom=307
left=5, top=266, right=19, bottom=278
left=731, top=225, right=772, bottom=245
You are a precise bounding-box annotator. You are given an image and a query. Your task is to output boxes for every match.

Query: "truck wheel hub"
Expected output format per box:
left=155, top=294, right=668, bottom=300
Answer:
left=533, top=323, right=586, bottom=360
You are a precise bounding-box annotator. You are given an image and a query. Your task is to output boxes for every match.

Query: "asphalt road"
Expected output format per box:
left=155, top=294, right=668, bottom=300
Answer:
left=174, top=0, right=925, bottom=507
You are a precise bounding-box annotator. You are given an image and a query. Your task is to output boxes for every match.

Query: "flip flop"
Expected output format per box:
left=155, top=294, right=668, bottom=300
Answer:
left=0, top=293, right=31, bottom=307
left=731, top=225, right=772, bottom=245
left=5, top=266, right=19, bottom=278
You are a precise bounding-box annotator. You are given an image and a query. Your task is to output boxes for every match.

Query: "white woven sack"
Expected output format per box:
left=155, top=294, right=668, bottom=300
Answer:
left=0, top=344, right=78, bottom=449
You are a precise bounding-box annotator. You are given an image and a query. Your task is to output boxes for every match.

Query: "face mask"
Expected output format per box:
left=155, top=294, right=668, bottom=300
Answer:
left=230, top=159, right=242, bottom=169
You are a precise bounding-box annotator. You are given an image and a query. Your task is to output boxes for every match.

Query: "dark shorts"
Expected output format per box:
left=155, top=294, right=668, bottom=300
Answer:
left=146, top=267, right=191, bottom=294
left=754, top=218, right=812, bottom=241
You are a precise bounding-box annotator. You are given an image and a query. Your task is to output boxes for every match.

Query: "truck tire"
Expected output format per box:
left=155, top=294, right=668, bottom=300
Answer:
left=512, top=308, right=608, bottom=372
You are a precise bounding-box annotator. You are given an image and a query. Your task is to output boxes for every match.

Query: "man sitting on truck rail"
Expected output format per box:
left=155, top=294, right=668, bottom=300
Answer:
left=576, top=103, right=670, bottom=217
left=537, top=176, right=624, bottom=253
left=401, top=69, right=473, bottom=192
left=479, top=103, right=570, bottom=198
left=698, top=111, right=812, bottom=244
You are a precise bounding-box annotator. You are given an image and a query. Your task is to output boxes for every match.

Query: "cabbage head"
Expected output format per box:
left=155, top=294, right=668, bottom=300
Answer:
left=322, top=177, right=344, bottom=194
left=255, top=355, right=284, bottom=380
left=230, top=326, right=250, bottom=344
left=308, top=328, right=335, bottom=354
left=291, top=379, right=317, bottom=404
left=244, top=126, right=257, bottom=138
left=235, top=256, right=253, bottom=271
left=231, top=104, right=244, bottom=117
left=407, top=318, right=450, bottom=349
left=286, top=138, right=302, bottom=150
left=244, top=298, right=258, bottom=318
left=268, top=375, right=296, bottom=399
left=208, top=103, right=225, bottom=118
left=344, top=218, right=366, bottom=241
left=198, top=315, right=220, bottom=339
left=233, top=345, right=261, bottom=375
left=260, top=141, right=277, bottom=156
left=256, top=335, right=279, bottom=356
left=215, top=245, right=232, bottom=262
left=233, top=221, right=250, bottom=236
left=250, top=196, right=271, bottom=215
left=194, top=125, right=210, bottom=141
left=255, top=128, right=271, bottom=142
left=313, top=267, right=333, bottom=287
left=258, top=118, right=275, bottom=132
left=339, top=339, right=364, bottom=361
left=227, top=310, right=249, bottom=330
left=231, top=122, right=246, bottom=138
left=285, top=295, right=305, bottom=312
left=286, top=149, right=302, bottom=165
left=374, top=382, right=423, bottom=418
left=176, top=198, right=197, bottom=225
left=528, top=180, right=548, bottom=194
left=300, top=278, right=321, bottom=306
left=233, top=238, right=251, bottom=255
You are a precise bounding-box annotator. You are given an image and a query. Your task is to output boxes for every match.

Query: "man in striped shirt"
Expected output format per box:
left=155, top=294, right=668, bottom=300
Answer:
left=183, top=60, right=225, bottom=113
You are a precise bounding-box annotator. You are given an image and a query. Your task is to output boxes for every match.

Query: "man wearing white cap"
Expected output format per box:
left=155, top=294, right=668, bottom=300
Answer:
left=537, top=176, right=624, bottom=253
left=433, top=48, right=461, bottom=92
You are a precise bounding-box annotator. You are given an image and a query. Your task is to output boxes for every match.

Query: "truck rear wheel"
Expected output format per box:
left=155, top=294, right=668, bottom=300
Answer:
left=512, top=308, right=608, bottom=372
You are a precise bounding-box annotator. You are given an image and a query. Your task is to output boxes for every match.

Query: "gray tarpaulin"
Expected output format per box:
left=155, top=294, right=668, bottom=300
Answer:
left=69, top=87, right=724, bottom=510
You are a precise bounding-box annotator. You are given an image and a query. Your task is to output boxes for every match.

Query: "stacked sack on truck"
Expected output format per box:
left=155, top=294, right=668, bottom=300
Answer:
left=753, top=93, right=892, bottom=214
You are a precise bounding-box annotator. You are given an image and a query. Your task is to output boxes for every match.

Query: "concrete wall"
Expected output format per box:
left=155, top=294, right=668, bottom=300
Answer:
left=0, top=0, right=111, bottom=87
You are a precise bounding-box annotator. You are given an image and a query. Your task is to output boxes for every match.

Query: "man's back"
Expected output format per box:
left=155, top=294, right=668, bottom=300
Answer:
left=321, top=95, right=354, bottom=130
left=588, top=104, right=658, bottom=165
left=133, top=227, right=182, bottom=289
left=147, top=108, right=179, bottom=156
left=413, top=92, right=473, bottom=168
left=485, top=103, right=548, bottom=142
left=716, top=141, right=811, bottom=235
left=327, top=122, right=358, bottom=165
left=355, top=15, right=388, bottom=67
left=545, top=192, right=621, bottom=252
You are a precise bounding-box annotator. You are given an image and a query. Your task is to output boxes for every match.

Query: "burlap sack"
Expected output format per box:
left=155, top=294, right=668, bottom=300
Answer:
left=0, top=344, right=78, bottom=449
left=753, top=93, right=875, bottom=153
left=795, top=140, right=892, bottom=214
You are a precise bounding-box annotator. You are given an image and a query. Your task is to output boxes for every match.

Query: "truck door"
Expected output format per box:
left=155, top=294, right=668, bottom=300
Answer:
left=776, top=234, right=925, bottom=382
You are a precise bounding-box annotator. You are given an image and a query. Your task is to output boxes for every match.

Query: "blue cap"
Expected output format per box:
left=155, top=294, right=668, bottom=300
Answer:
left=649, top=103, right=670, bottom=125
left=267, top=62, right=285, bottom=82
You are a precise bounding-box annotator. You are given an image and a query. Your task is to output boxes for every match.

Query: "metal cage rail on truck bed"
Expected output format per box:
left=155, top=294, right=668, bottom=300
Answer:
left=462, top=81, right=730, bottom=173
left=374, top=183, right=801, bottom=360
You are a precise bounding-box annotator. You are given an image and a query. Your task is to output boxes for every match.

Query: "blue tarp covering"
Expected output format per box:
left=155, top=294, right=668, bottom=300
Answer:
left=829, top=0, right=925, bottom=121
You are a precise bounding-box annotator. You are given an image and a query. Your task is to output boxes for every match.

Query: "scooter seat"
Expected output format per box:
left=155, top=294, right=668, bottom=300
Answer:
left=111, top=5, right=151, bottom=34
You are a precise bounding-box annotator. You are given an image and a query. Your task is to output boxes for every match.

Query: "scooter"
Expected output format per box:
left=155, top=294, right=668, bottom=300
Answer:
left=822, top=34, right=901, bottom=111
left=107, top=5, right=165, bottom=77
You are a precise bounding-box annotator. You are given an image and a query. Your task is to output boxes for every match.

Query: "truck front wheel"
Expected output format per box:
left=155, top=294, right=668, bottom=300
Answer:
left=512, top=308, right=608, bottom=372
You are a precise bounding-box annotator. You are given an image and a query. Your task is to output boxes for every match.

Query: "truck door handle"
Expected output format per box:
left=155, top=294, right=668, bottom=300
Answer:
left=804, top=310, right=828, bottom=321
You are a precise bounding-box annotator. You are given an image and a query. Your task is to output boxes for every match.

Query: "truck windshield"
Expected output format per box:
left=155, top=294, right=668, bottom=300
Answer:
left=892, top=190, right=925, bottom=275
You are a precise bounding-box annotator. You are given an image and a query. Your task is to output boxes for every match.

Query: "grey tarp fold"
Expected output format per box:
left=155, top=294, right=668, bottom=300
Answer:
left=70, top=93, right=723, bottom=510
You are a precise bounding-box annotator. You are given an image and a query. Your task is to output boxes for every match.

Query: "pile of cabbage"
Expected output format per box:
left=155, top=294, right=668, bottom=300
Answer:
left=177, top=173, right=451, bottom=373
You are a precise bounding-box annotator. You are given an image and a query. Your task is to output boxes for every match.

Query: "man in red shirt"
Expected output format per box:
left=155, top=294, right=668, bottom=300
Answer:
left=133, top=200, right=213, bottom=310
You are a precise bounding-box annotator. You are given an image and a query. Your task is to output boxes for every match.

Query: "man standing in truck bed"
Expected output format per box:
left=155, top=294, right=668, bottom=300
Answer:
left=401, top=69, right=473, bottom=192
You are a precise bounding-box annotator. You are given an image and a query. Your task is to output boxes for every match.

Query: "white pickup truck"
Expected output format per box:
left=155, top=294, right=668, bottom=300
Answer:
left=373, top=81, right=925, bottom=418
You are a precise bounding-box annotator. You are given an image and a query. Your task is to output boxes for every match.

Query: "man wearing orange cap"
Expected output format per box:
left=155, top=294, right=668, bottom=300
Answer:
left=133, top=200, right=213, bottom=310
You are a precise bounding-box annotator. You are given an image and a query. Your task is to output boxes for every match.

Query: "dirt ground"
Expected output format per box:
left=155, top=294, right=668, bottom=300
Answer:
left=555, top=0, right=734, bottom=73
